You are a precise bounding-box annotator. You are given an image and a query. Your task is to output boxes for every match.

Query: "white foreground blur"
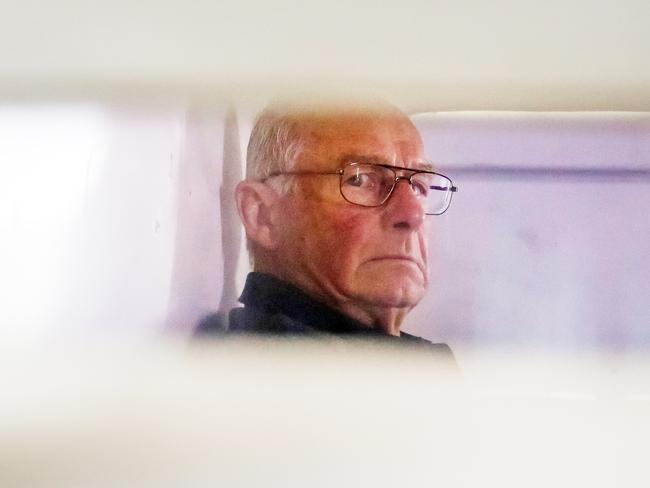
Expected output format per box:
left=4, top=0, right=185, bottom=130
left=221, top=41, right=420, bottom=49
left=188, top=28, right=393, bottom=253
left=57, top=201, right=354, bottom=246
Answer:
left=1, top=338, right=648, bottom=488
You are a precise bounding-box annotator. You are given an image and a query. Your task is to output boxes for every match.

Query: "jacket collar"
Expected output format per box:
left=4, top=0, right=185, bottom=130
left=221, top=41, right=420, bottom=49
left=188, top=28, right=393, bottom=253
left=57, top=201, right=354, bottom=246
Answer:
left=239, top=272, right=388, bottom=336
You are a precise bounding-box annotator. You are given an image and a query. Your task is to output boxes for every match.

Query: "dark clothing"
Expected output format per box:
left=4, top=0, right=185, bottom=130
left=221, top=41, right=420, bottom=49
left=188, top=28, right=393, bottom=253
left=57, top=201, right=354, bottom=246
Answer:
left=197, top=272, right=455, bottom=362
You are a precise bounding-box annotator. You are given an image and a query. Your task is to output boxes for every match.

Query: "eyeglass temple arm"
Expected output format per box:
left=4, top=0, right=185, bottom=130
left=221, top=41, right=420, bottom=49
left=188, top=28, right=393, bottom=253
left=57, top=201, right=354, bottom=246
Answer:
left=430, top=185, right=458, bottom=192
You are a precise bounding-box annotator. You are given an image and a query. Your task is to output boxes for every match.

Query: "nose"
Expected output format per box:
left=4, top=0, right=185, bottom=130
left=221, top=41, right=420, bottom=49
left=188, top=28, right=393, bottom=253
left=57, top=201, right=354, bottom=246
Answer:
left=384, top=178, right=425, bottom=230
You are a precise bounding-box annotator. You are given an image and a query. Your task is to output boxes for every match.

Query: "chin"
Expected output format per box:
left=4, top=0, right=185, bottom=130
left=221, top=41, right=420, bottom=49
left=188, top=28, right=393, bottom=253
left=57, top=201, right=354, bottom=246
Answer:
left=357, top=281, right=427, bottom=309
left=355, top=267, right=427, bottom=303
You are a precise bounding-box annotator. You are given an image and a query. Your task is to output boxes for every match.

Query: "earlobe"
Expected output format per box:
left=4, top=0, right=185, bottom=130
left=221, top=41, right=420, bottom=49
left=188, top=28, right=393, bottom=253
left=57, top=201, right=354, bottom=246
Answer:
left=235, top=181, right=281, bottom=250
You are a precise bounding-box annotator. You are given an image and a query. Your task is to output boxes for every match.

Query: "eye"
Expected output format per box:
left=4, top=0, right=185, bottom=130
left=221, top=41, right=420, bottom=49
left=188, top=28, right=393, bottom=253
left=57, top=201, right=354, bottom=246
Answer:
left=346, top=173, right=367, bottom=187
left=410, top=175, right=432, bottom=197
left=344, top=171, right=380, bottom=189
left=410, top=180, right=428, bottom=196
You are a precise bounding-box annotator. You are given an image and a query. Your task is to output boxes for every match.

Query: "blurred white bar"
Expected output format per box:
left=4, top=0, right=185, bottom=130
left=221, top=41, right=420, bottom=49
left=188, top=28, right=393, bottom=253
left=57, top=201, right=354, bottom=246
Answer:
left=1, top=1, right=650, bottom=110
left=1, top=340, right=648, bottom=487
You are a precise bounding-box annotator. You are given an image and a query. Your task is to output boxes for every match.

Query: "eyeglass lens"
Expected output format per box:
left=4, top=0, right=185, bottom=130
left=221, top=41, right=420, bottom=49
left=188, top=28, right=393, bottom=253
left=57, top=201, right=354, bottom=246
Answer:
left=340, top=163, right=453, bottom=215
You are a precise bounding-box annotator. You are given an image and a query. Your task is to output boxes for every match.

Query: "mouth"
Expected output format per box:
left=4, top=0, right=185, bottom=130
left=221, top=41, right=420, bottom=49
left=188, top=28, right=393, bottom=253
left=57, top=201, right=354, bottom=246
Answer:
left=367, top=255, right=424, bottom=272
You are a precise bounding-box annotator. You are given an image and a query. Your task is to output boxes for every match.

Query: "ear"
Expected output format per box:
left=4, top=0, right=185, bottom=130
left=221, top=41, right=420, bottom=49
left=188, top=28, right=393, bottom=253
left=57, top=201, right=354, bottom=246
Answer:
left=234, top=180, right=282, bottom=250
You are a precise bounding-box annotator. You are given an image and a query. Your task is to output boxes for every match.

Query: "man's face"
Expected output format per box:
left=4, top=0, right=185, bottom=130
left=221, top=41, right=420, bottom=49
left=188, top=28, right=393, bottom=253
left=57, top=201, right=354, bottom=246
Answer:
left=274, top=112, right=430, bottom=315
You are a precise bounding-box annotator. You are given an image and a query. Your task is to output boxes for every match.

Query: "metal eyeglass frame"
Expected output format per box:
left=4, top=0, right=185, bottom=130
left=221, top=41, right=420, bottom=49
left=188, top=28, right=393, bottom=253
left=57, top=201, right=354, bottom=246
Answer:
left=264, top=161, right=458, bottom=215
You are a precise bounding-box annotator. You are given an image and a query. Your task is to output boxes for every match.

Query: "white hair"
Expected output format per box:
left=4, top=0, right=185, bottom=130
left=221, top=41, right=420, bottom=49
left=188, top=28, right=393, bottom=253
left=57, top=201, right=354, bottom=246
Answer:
left=245, top=98, right=401, bottom=194
left=246, top=107, right=306, bottom=195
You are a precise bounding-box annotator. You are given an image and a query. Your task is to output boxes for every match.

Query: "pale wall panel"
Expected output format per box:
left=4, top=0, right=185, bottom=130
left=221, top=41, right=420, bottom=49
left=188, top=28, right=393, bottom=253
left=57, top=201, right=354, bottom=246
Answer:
left=407, top=112, right=650, bottom=350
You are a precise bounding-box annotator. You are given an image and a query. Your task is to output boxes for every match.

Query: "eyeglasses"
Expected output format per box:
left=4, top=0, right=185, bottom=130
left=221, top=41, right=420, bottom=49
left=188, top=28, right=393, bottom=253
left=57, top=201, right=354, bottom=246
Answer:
left=265, top=161, right=458, bottom=215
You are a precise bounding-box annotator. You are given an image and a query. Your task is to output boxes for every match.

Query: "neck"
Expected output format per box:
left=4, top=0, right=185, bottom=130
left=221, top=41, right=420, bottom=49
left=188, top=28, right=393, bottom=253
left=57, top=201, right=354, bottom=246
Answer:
left=253, top=263, right=408, bottom=336
left=336, top=302, right=407, bottom=336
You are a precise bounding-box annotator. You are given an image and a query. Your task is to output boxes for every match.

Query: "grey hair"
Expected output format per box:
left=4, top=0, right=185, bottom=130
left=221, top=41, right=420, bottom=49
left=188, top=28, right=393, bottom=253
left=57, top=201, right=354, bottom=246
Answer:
left=246, top=107, right=306, bottom=195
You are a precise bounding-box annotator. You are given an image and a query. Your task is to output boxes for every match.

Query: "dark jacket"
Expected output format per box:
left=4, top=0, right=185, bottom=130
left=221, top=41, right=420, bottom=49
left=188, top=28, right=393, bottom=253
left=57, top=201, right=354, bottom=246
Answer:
left=197, top=272, right=456, bottom=363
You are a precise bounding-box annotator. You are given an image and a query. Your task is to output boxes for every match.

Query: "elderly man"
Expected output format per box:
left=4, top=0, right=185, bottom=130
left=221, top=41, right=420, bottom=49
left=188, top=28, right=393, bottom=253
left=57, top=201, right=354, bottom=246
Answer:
left=200, top=101, right=457, bottom=355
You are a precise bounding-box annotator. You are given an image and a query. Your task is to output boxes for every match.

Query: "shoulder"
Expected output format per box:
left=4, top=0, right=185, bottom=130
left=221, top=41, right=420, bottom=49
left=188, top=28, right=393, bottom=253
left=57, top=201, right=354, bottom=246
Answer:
left=399, top=331, right=457, bottom=364
left=195, top=307, right=315, bottom=336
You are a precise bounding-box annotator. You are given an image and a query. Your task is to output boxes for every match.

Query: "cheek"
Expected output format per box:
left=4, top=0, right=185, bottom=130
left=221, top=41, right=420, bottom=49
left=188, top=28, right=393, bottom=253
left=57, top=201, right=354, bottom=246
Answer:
left=304, top=206, right=374, bottom=272
left=419, top=225, right=430, bottom=266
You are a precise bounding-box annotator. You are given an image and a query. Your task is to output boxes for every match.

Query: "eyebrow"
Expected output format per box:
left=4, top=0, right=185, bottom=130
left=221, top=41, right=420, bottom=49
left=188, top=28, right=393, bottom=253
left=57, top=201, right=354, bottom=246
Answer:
left=340, top=154, right=434, bottom=171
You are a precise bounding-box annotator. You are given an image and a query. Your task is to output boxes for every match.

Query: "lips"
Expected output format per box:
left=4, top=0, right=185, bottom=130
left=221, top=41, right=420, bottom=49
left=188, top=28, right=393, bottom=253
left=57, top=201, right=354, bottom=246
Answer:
left=367, top=255, right=424, bottom=273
